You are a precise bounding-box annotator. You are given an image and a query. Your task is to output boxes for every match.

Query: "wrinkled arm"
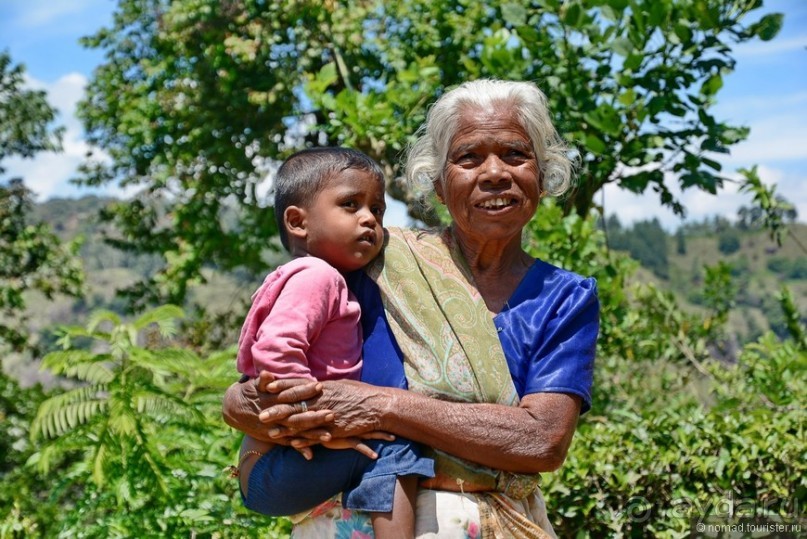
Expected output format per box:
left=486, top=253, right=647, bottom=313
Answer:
left=271, top=379, right=581, bottom=474
left=384, top=389, right=581, bottom=473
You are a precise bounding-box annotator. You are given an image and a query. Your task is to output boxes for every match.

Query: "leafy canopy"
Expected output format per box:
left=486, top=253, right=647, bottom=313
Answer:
left=76, top=0, right=783, bottom=305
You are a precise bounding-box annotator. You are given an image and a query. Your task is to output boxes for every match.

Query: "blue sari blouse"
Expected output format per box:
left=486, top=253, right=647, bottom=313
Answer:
left=347, top=258, right=599, bottom=413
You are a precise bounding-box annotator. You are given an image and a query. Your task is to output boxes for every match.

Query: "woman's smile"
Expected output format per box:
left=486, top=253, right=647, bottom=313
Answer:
left=475, top=196, right=519, bottom=211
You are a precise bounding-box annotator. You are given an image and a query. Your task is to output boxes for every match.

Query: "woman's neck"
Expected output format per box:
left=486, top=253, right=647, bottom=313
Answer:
left=452, top=226, right=533, bottom=313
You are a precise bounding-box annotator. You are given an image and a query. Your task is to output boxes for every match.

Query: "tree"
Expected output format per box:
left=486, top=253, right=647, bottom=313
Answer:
left=0, top=372, right=57, bottom=538
left=675, top=228, right=687, bottom=255
left=76, top=0, right=783, bottom=304
left=717, top=227, right=741, bottom=254
left=0, top=52, right=84, bottom=352
left=0, top=52, right=63, bottom=164
left=607, top=217, right=670, bottom=279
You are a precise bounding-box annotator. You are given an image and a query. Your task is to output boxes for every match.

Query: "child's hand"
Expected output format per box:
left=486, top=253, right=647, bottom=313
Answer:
left=320, top=437, right=378, bottom=459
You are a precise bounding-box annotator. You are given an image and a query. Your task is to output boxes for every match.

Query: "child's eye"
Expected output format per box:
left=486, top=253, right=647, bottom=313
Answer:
left=372, top=206, right=386, bottom=217
left=341, top=200, right=358, bottom=209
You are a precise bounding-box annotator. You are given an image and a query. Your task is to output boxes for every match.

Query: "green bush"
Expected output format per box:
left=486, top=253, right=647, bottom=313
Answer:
left=767, top=256, right=807, bottom=279
left=11, top=307, right=291, bottom=538
left=718, top=229, right=741, bottom=255
left=532, top=208, right=806, bottom=537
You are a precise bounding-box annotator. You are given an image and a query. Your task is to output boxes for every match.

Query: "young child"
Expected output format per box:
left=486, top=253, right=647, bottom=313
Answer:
left=234, top=147, right=433, bottom=537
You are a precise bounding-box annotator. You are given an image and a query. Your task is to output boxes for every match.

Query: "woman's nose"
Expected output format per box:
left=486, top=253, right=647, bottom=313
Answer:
left=480, top=155, right=510, bottom=184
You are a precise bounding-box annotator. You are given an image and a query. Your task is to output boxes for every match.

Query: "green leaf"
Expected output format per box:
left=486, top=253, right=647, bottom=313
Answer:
left=562, top=2, right=583, bottom=27
left=618, top=89, right=637, bottom=106
left=702, top=157, right=721, bottom=172
left=501, top=3, right=527, bottom=26
left=585, top=134, right=608, bottom=154
left=623, top=53, right=643, bottom=71
left=612, top=37, right=633, bottom=57
left=674, top=22, right=692, bottom=44
left=749, top=13, right=784, bottom=41
left=701, top=74, right=723, bottom=96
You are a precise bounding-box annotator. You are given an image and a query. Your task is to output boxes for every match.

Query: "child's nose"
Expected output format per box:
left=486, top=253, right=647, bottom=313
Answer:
left=358, top=207, right=377, bottom=226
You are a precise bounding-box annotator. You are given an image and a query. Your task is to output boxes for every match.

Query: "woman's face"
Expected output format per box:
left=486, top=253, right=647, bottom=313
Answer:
left=438, top=105, right=541, bottom=243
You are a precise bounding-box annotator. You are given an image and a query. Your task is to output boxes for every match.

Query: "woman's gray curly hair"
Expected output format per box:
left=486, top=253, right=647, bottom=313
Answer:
left=404, top=79, right=574, bottom=199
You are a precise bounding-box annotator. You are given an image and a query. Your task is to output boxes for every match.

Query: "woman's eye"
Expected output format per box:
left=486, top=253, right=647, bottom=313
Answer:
left=454, top=153, right=478, bottom=166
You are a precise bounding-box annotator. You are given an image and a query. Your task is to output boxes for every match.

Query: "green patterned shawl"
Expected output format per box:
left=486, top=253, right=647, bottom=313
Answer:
left=365, top=227, right=540, bottom=498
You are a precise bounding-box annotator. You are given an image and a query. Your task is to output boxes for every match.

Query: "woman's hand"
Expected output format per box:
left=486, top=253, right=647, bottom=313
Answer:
left=222, top=371, right=333, bottom=442
left=260, top=378, right=392, bottom=441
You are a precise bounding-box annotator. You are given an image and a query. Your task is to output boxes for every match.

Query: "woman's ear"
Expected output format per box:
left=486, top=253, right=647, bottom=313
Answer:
left=284, top=206, right=307, bottom=240
left=433, top=180, right=445, bottom=204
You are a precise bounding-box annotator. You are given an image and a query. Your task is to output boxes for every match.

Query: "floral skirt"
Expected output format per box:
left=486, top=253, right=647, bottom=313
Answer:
left=290, top=488, right=557, bottom=538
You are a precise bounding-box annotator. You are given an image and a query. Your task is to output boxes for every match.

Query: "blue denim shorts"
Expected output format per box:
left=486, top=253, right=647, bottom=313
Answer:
left=243, top=438, right=434, bottom=516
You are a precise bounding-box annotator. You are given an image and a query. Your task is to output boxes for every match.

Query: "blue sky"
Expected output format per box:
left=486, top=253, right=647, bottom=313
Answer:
left=1, top=0, right=805, bottom=230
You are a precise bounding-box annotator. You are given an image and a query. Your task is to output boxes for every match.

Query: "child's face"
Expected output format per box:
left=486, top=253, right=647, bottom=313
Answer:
left=303, top=168, right=386, bottom=272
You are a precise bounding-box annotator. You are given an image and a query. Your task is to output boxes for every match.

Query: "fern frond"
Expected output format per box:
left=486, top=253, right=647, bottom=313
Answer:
left=86, top=309, right=122, bottom=333
left=195, top=347, right=240, bottom=386
left=33, top=399, right=107, bottom=440
left=92, top=442, right=108, bottom=487
left=42, top=349, right=102, bottom=370
left=140, top=444, right=170, bottom=495
left=130, top=347, right=201, bottom=377
left=67, top=362, right=115, bottom=384
left=41, top=351, right=115, bottom=383
left=133, top=304, right=185, bottom=336
left=109, top=337, right=129, bottom=360
left=133, top=391, right=204, bottom=426
left=127, top=325, right=139, bottom=348
left=31, top=386, right=107, bottom=440
left=107, top=398, right=139, bottom=437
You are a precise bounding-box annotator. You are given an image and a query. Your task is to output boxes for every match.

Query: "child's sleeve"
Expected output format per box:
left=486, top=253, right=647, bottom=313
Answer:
left=248, top=261, right=344, bottom=379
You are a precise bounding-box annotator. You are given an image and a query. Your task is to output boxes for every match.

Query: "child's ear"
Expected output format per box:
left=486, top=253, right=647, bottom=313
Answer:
left=284, top=206, right=307, bottom=240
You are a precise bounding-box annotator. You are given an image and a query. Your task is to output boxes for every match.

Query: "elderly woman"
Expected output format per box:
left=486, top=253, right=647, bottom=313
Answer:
left=223, top=79, right=599, bottom=537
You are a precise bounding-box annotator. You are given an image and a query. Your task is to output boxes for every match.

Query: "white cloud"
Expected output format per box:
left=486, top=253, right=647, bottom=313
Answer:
left=3, top=72, right=126, bottom=201
left=716, top=91, right=807, bottom=119
left=601, top=164, right=805, bottom=231
left=734, top=34, right=807, bottom=59
left=722, top=115, right=807, bottom=164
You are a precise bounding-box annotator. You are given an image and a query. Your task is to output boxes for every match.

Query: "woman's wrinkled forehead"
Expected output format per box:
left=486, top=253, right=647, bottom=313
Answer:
left=451, top=102, right=527, bottom=138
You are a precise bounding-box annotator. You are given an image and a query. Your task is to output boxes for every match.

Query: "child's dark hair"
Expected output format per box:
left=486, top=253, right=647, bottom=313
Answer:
left=273, top=147, right=385, bottom=251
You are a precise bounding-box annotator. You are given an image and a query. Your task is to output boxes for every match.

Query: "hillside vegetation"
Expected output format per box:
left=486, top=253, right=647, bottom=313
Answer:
left=22, top=196, right=807, bottom=360
left=606, top=215, right=806, bottom=346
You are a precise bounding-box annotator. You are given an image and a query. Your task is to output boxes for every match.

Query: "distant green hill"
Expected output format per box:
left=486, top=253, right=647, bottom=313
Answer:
left=605, top=215, right=806, bottom=343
